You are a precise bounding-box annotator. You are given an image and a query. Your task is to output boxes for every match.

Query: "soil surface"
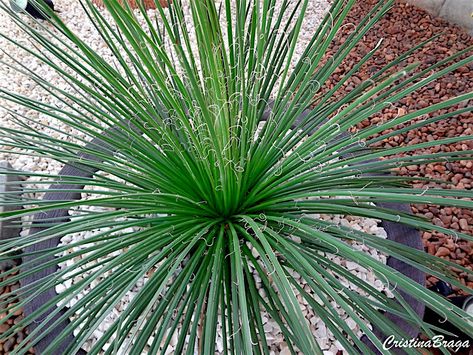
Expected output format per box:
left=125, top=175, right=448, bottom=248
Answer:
left=322, top=0, right=472, bottom=294
left=321, top=1, right=472, bottom=352
left=0, top=259, right=34, bottom=354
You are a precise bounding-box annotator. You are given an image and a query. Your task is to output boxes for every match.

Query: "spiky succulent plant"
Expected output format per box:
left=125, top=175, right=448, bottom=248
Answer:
left=0, top=0, right=472, bottom=354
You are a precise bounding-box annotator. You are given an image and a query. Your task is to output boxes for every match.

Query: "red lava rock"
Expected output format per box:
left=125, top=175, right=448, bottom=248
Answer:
left=459, top=218, right=469, bottom=230
left=427, top=244, right=436, bottom=255
left=2, top=338, right=15, bottom=353
left=436, top=246, right=451, bottom=257
left=459, top=244, right=472, bottom=254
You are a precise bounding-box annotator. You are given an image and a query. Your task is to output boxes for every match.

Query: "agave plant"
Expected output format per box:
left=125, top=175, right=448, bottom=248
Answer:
left=0, top=0, right=472, bottom=353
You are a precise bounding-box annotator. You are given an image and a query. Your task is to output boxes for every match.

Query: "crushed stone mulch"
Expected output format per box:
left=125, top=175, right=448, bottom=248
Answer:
left=0, top=260, right=35, bottom=355
left=1, top=0, right=472, bottom=354
left=321, top=0, right=473, bottom=295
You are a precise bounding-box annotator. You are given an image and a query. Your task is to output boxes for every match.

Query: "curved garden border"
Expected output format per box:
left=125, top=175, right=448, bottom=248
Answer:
left=19, top=110, right=425, bottom=354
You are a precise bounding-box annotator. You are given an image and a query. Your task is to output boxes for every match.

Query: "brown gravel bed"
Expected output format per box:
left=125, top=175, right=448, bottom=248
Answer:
left=0, top=260, right=34, bottom=355
left=321, top=0, right=473, bottom=295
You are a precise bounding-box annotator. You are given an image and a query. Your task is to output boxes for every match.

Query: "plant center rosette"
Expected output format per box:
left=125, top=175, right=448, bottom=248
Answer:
left=53, top=155, right=392, bottom=354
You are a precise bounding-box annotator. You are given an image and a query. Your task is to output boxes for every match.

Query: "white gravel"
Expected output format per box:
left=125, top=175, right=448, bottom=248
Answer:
left=0, top=1, right=391, bottom=354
